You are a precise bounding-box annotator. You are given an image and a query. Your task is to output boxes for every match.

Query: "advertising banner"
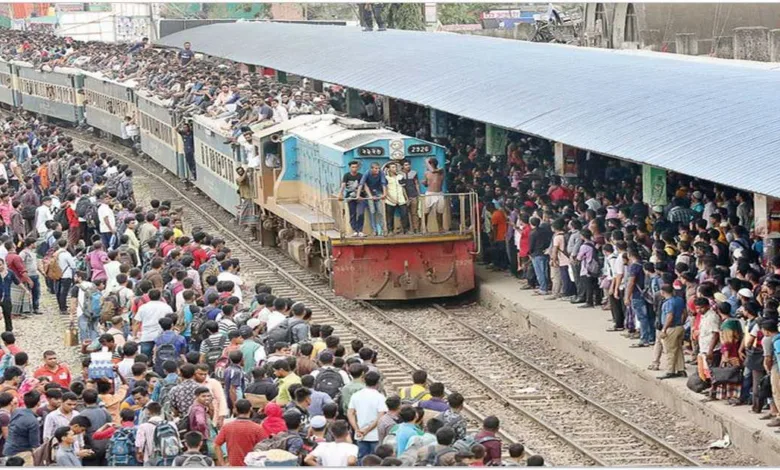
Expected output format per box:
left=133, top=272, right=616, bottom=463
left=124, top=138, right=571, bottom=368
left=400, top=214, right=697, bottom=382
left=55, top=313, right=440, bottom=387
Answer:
left=642, top=164, right=667, bottom=207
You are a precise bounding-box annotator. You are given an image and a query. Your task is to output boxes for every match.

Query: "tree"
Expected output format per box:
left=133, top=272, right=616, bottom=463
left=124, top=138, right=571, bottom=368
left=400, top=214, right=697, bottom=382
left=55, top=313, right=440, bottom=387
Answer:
left=384, top=3, right=425, bottom=31
left=438, top=3, right=495, bottom=25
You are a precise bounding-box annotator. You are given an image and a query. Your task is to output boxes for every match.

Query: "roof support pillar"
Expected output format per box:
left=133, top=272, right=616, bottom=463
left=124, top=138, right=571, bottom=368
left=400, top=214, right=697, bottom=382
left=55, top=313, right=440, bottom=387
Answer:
left=675, top=33, right=698, bottom=55
left=770, top=29, right=780, bottom=61
left=734, top=26, right=770, bottom=62
left=714, top=36, right=734, bottom=59
left=346, top=88, right=362, bottom=118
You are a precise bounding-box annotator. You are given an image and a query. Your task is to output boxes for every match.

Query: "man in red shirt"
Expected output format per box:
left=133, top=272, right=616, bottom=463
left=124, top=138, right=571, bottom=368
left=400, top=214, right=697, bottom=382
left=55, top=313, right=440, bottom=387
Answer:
left=214, top=399, right=268, bottom=466
left=33, top=350, right=72, bottom=390
left=474, top=416, right=503, bottom=465
left=4, top=242, right=32, bottom=289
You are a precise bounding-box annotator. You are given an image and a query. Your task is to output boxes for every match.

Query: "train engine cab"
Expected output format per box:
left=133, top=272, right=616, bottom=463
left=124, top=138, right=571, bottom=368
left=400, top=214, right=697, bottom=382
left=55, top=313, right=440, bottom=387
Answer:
left=252, top=115, right=478, bottom=300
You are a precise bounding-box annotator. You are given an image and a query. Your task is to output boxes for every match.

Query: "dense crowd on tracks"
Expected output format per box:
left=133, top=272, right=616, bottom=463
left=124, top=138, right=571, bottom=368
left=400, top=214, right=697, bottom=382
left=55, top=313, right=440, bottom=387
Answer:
left=0, top=27, right=548, bottom=467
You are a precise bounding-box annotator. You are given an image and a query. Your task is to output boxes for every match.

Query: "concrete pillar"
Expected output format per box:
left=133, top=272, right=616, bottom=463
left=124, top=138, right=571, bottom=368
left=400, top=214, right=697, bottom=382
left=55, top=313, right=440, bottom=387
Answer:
left=312, top=80, right=323, bottom=93
left=714, top=36, right=734, bottom=59
left=516, top=23, right=534, bottom=41
left=640, top=29, right=661, bottom=50
left=697, top=39, right=713, bottom=55
left=734, top=26, right=770, bottom=62
left=675, top=33, right=698, bottom=55
left=770, top=29, right=780, bottom=61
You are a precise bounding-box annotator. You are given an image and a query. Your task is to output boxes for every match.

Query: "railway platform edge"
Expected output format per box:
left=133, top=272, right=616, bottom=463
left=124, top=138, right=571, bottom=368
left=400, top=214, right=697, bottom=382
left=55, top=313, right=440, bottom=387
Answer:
left=476, top=266, right=780, bottom=466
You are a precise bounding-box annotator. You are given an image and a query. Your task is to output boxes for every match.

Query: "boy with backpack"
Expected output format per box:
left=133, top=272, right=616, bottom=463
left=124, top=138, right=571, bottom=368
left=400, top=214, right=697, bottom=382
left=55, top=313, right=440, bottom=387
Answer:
left=97, top=408, right=138, bottom=466
left=172, top=432, right=214, bottom=467
left=136, top=402, right=181, bottom=466
left=153, top=317, right=186, bottom=376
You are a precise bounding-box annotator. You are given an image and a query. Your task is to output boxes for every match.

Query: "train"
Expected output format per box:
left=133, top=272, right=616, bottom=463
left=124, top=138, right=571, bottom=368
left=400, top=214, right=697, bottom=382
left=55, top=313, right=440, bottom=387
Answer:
left=0, top=58, right=479, bottom=300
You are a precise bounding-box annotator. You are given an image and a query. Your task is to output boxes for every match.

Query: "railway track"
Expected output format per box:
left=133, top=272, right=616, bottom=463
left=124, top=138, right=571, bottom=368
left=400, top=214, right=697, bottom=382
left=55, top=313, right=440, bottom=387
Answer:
left=61, top=126, right=703, bottom=467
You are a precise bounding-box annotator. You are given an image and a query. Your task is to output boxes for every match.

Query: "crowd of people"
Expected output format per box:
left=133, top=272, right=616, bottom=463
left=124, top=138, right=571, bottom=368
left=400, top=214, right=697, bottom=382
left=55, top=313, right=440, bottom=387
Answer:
left=0, top=105, right=551, bottom=468
left=402, top=106, right=780, bottom=425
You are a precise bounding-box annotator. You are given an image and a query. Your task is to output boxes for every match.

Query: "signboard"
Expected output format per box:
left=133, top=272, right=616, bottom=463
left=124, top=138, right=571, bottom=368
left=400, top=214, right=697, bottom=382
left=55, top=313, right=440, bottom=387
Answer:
left=554, top=143, right=579, bottom=177
left=485, top=124, right=508, bottom=156
left=357, top=146, right=384, bottom=157
left=407, top=144, right=432, bottom=155
left=430, top=109, right=449, bottom=138
left=642, top=165, right=667, bottom=207
left=57, top=3, right=86, bottom=12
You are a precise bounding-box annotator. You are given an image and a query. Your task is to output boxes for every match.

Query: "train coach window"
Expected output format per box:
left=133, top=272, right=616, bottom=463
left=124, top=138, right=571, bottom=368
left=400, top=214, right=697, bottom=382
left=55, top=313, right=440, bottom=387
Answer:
left=0, top=72, right=11, bottom=88
left=19, top=78, right=76, bottom=104
left=86, top=90, right=130, bottom=116
left=139, top=112, right=174, bottom=146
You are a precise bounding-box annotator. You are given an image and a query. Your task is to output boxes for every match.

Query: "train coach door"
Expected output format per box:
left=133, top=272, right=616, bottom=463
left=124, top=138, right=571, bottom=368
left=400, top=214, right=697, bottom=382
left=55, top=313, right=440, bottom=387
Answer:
left=256, top=135, right=281, bottom=205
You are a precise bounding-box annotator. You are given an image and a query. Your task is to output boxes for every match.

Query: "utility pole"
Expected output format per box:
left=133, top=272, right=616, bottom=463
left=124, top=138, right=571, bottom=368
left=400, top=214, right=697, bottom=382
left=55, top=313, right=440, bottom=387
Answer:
left=148, top=2, right=157, bottom=40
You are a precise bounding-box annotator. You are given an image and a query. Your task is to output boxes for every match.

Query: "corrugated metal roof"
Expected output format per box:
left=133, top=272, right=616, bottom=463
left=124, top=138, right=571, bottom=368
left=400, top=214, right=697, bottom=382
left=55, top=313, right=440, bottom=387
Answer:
left=159, top=22, right=780, bottom=197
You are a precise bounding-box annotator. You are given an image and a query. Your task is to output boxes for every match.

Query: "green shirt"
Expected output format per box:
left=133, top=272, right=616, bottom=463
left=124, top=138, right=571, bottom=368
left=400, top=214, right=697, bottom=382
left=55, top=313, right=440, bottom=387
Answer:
left=340, top=380, right=365, bottom=416
left=275, top=373, right=301, bottom=407
left=240, top=340, right=262, bottom=374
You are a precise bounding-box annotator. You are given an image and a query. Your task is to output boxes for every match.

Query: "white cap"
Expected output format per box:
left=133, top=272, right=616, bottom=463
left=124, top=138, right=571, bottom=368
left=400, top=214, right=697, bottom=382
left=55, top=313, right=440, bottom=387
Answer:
left=247, top=318, right=262, bottom=330
left=738, top=288, right=754, bottom=298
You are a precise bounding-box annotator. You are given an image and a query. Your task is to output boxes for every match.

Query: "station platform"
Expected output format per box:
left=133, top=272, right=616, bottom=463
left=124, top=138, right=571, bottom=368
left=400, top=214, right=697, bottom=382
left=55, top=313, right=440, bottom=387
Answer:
left=475, top=266, right=780, bottom=465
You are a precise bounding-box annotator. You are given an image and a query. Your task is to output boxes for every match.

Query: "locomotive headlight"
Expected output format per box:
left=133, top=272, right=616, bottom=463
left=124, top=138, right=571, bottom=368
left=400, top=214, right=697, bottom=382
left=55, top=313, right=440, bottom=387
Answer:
left=391, top=150, right=404, bottom=160
left=390, top=140, right=403, bottom=151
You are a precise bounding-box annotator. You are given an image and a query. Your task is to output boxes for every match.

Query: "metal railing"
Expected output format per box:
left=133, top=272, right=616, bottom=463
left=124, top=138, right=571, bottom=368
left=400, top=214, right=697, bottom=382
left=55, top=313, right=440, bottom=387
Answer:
left=331, top=192, right=480, bottom=248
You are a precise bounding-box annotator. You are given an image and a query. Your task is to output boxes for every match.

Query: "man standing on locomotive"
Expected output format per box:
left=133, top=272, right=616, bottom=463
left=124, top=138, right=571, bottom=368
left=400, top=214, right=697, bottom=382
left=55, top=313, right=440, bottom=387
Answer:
left=422, top=157, right=445, bottom=232
left=401, top=160, right=420, bottom=233
left=384, top=162, right=409, bottom=235
left=339, top=161, right=365, bottom=237
left=358, top=162, right=388, bottom=237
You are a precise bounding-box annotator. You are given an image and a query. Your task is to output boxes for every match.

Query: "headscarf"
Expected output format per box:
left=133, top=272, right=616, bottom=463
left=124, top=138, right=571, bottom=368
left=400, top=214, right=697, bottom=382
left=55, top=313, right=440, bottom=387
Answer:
left=262, top=402, right=287, bottom=436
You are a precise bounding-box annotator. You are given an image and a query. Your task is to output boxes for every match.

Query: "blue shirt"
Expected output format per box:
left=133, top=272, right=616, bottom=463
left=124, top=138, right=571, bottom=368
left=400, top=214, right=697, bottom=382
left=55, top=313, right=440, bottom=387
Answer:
left=154, top=331, right=187, bottom=357
left=359, top=172, right=387, bottom=197
left=660, top=296, right=685, bottom=327
left=308, top=389, right=334, bottom=417
left=4, top=408, right=40, bottom=456
left=394, top=422, right=422, bottom=456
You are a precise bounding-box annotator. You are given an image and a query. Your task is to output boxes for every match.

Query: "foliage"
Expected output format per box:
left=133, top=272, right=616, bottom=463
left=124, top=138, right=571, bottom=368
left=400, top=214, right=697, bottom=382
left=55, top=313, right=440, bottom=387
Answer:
left=383, top=3, right=425, bottom=31
left=438, top=3, right=495, bottom=25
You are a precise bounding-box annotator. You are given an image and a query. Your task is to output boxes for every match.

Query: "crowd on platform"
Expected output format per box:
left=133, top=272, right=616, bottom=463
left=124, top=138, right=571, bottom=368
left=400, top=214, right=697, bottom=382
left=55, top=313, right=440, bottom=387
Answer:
left=406, top=109, right=780, bottom=423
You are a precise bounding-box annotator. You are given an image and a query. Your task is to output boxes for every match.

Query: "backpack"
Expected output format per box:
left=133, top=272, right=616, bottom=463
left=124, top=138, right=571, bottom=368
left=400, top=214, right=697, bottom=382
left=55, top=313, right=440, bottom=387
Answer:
left=263, top=318, right=304, bottom=354
left=106, top=426, right=138, bottom=466
left=35, top=239, right=50, bottom=259
left=204, top=336, right=228, bottom=372
left=21, top=204, right=36, bottom=221
left=178, top=453, right=213, bottom=467
left=254, top=432, right=292, bottom=452
left=416, top=445, right=457, bottom=467
left=82, top=286, right=102, bottom=322
left=452, top=434, right=499, bottom=455
left=772, top=335, right=780, bottom=370
left=158, top=381, right=178, bottom=421
left=212, top=355, right=231, bottom=381
left=152, top=421, right=182, bottom=465
left=117, top=248, right=133, bottom=267
left=400, top=387, right=428, bottom=406
left=32, top=436, right=58, bottom=466
left=75, top=196, right=92, bottom=218
left=85, top=203, right=99, bottom=229
left=100, top=292, right=120, bottom=323
left=199, top=258, right=219, bottom=286
left=584, top=242, right=601, bottom=277
left=54, top=207, right=70, bottom=231
left=44, top=249, right=64, bottom=281
left=154, top=334, right=179, bottom=376
left=314, top=368, right=344, bottom=399
left=189, top=310, right=208, bottom=343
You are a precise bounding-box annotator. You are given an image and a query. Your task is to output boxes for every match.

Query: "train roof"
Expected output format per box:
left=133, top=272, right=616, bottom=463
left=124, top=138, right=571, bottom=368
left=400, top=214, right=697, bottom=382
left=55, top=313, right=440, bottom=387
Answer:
left=282, top=114, right=436, bottom=152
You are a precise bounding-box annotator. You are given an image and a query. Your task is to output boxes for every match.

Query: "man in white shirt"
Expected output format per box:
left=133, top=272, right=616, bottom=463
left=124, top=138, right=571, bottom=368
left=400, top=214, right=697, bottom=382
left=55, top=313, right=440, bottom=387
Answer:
left=133, top=289, right=173, bottom=358
left=97, top=192, right=116, bottom=250
left=35, top=196, right=54, bottom=236
left=347, top=371, right=387, bottom=459
left=271, top=98, right=289, bottom=123
left=55, top=239, right=76, bottom=315
left=217, top=260, right=244, bottom=303
left=304, top=420, right=358, bottom=466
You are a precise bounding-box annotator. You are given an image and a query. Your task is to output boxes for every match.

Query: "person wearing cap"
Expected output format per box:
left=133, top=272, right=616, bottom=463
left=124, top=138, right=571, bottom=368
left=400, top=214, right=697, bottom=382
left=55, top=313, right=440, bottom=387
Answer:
left=214, top=398, right=267, bottom=466
left=738, top=287, right=754, bottom=306
left=307, top=415, right=329, bottom=444
left=304, top=419, right=358, bottom=467
left=239, top=323, right=266, bottom=374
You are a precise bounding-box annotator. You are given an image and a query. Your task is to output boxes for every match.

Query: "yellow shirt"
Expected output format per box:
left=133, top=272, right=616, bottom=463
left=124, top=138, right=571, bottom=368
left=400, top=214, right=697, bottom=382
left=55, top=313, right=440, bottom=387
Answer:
left=399, top=384, right=431, bottom=402
left=275, top=373, right=302, bottom=406
left=173, top=227, right=184, bottom=240
left=310, top=340, right=327, bottom=360
left=385, top=173, right=407, bottom=207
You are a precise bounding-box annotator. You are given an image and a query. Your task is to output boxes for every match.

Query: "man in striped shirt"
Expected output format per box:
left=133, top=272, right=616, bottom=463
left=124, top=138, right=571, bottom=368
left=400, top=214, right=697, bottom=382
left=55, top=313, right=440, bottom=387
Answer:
left=217, top=304, right=238, bottom=337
